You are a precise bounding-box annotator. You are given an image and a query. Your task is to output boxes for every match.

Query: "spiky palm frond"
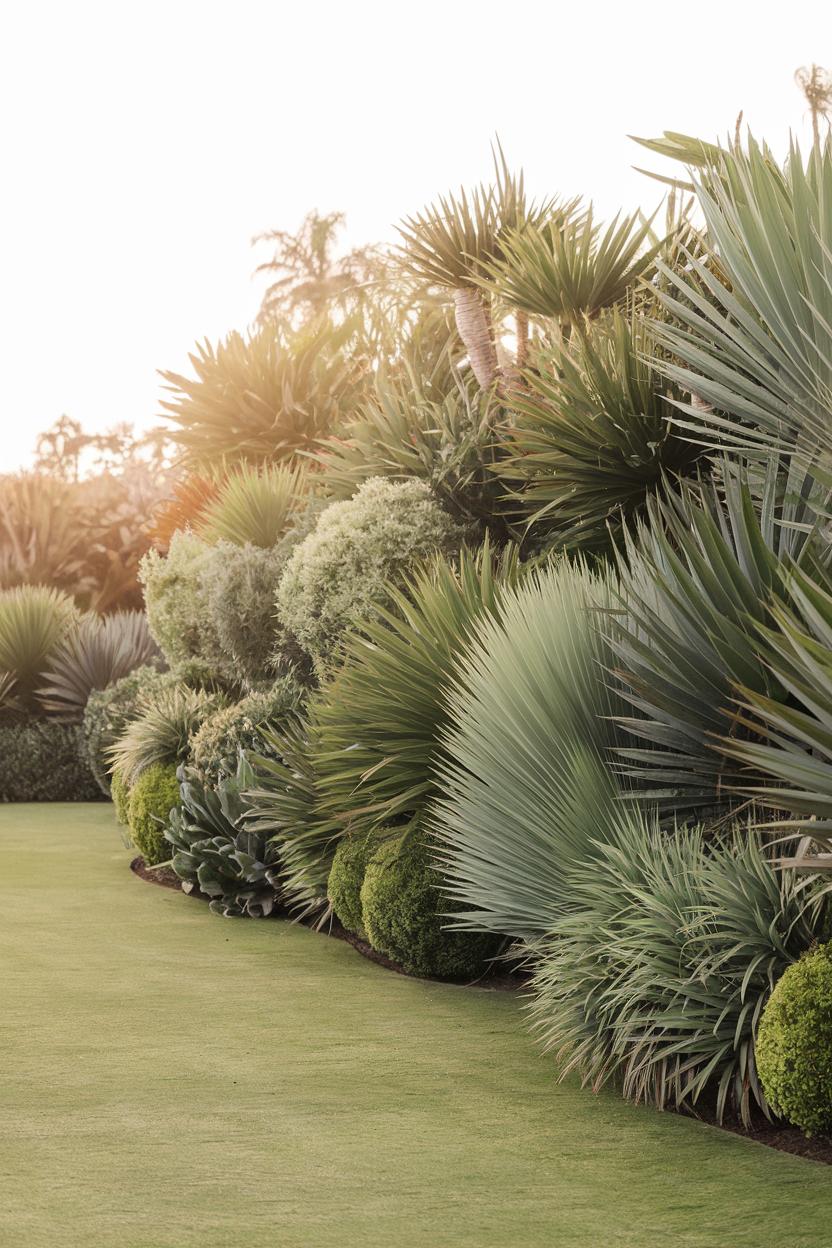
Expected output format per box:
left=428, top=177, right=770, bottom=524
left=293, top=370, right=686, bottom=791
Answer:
left=430, top=559, right=630, bottom=942
left=501, top=310, right=702, bottom=552
left=160, top=316, right=366, bottom=468
left=310, top=541, right=523, bottom=843
left=489, top=205, right=663, bottom=323
left=611, top=463, right=831, bottom=814
left=38, top=611, right=161, bottom=722
left=150, top=475, right=221, bottom=552
left=635, top=134, right=832, bottom=476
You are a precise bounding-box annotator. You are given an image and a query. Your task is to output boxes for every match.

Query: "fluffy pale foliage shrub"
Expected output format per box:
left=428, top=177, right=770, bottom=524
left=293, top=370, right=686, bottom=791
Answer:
left=360, top=825, right=495, bottom=979
left=0, top=720, right=99, bottom=801
left=109, top=684, right=223, bottom=786
left=188, top=677, right=305, bottom=786
left=431, top=559, right=628, bottom=941
left=0, top=585, right=79, bottom=712
left=529, top=817, right=822, bottom=1126
left=83, top=665, right=176, bottom=795
left=139, top=532, right=218, bottom=668
left=127, top=761, right=181, bottom=865
left=756, top=943, right=832, bottom=1136
left=166, top=759, right=280, bottom=917
left=327, top=830, right=385, bottom=938
left=276, top=477, right=461, bottom=672
left=202, top=539, right=306, bottom=685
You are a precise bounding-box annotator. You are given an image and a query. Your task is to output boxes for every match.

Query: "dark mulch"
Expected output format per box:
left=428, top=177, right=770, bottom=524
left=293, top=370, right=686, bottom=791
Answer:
left=127, top=855, right=831, bottom=1163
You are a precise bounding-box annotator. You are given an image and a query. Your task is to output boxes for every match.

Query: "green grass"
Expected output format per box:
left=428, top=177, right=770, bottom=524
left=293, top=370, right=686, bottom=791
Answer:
left=3, top=805, right=832, bottom=1248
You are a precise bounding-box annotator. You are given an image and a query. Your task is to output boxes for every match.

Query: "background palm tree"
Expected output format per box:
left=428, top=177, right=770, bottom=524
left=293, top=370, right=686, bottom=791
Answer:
left=795, top=63, right=832, bottom=145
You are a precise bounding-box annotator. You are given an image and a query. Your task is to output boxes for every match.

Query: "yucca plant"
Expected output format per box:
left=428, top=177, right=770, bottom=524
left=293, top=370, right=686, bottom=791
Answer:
left=635, top=132, right=832, bottom=478
left=529, top=816, right=823, bottom=1126
left=318, top=372, right=512, bottom=534
left=431, top=558, right=630, bottom=941
left=501, top=310, right=702, bottom=552
left=489, top=204, right=663, bottom=326
left=160, top=316, right=366, bottom=468
left=165, top=758, right=281, bottom=917
left=611, top=463, right=832, bottom=815
left=0, top=585, right=80, bottom=713
left=310, top=540, right=523, bottom=850
left=196, top=462, right=309, bottom=548
left=38, top=611, right=161, bottom=721
left=398, top=147, right=562, bottom=387
left=108, top=684, right=223, bottom=786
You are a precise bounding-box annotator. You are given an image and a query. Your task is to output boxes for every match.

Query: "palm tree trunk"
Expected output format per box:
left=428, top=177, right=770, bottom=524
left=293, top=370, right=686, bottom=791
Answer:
left=454, top=287, right=499, bottom=390
left=515, top=310, right=529, bottom=371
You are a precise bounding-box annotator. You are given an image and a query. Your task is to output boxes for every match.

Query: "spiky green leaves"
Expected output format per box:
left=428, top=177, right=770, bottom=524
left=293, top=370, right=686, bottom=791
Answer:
left=501, top=311, right=701, bottom=551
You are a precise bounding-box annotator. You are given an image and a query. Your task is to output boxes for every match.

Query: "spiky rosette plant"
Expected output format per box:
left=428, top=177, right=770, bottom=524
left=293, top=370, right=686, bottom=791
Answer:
left=196, top=462, right=309, bottom=548
left=159, top=316, right=365, bottom=468
left=0, top=585, right=80, bottom=714
left=166, top=758, right=281, bottom=918
left=501, top=310, right=701, bottom=552
left=398, top=147, right=561, bottom=388
left=38, top=611, right=161, bottom=721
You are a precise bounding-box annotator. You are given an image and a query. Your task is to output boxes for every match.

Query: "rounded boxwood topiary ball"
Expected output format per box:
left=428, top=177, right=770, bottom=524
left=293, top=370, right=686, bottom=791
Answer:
left=327, top=830, right=385, bottom=938
left=111, top=772, right=131, bottom=826
left=359, top=826, right=495, bottom=979
left=127, top=762, right=181, bottom=866
left=756, top=942, right=832, bottom=1136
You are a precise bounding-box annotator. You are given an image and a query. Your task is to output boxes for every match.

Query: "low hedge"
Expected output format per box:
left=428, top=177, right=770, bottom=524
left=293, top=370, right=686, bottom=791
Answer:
left=0, top=719, right=101, bottom=802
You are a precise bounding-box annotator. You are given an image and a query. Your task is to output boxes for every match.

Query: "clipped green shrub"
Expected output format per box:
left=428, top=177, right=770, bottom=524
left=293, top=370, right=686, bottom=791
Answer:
left=0, top=720, right=100, bottom=802
left=83, top=665, right=175, bottom=795
left=756, top=943, right=832, bottom=1136
left=188, top=677, right=305, bottom=786
left=360, top=825, right=495, bottom=979
left=127, top=761, right=181, bottom=865
left=276, top=477, right=462, bottom=672
left=139, top=531, right=219, bottom=668
left=111, top=771, right=131, bottom=825
left=166, top=758, right=280, bottom=917
left=327, top=829, right=385, bottom=938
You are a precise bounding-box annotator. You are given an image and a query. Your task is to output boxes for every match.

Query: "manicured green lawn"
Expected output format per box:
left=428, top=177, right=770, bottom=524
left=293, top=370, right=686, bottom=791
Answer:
left=3, top=804, right=832, bottom=1247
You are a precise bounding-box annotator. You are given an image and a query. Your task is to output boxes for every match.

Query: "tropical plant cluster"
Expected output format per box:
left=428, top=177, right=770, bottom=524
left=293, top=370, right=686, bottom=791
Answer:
left=10, top=130, right=832, bottom=1141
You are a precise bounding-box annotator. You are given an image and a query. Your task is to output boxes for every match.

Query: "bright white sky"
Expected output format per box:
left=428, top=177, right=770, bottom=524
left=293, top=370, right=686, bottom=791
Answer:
left=0, top=0, right=827, bottom=471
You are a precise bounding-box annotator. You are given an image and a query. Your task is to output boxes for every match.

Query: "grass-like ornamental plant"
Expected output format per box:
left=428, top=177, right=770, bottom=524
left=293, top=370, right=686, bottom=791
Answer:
left=756, top=943, right=832, bottom=1136
left=528, top=817, right=822, bottom=1126
left=360, top=824, right=496, bottom=979
left=311, top=540, right=522, bottom=842
left=0, top=585, right=79, bottom=712
left=165, top=759, right=280, bottom=917
left=197, top=463, right=309, bottom=548
left=431, top=558, right=628, bottom=942
left=276, top=477, right=462, bottom=673
left=501, top=311, right=701, bottom=552
left=109, top=683, right=223, bottom=786
left=38, top=610, right=161, bottom=722
left=127, top=761, right=181, bottom=865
